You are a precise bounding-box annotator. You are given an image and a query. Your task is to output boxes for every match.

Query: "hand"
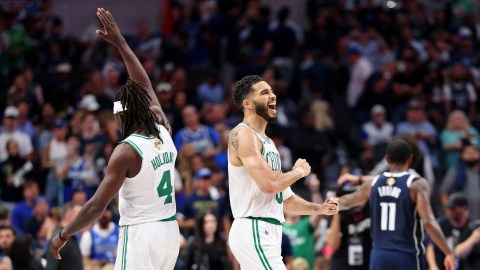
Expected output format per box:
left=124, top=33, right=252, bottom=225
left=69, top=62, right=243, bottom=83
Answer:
left=96, top=8, right=125, bottom=45
left=292, top=158, right=311, bottom=177
left=321, top=197, right=339, bottom=215
left=49, top=233, right=68, bottom=260
left=337, top=173, right=360, bottom=186
left=443, top=254, right=456, bottom=270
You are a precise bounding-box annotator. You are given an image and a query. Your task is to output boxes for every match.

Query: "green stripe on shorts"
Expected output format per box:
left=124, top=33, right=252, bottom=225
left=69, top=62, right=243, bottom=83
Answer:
left=122, top=225, right=129, bottom=270
left=255, top=220, right=273, bottom=270
left=252, top=219, right=268, bottom=269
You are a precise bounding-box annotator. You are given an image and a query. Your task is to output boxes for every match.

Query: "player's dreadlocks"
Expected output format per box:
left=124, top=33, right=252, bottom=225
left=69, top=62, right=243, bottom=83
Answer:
left=115, top=79, right=161, bottom=142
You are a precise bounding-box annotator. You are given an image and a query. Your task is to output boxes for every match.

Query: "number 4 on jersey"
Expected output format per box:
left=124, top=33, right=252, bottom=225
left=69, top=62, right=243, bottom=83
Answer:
left=157, top=171, right=173, bottom=204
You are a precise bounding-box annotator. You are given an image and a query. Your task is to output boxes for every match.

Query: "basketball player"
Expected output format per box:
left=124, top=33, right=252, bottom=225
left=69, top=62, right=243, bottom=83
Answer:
left=228, top=75, right=339, bottom=270
left=50, top=8, right=180, bottom=270
left=337, top=139, right=455, bottom=270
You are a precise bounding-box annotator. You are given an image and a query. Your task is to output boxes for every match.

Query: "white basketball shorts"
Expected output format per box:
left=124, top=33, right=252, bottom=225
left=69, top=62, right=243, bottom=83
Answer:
left=114, top=220, right=180, bottom=270
left=229, top=217, right=286, bottom=270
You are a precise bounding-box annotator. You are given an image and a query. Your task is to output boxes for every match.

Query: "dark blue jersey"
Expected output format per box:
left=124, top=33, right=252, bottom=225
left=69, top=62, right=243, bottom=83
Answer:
left=370, top=171, right=425, bottom=255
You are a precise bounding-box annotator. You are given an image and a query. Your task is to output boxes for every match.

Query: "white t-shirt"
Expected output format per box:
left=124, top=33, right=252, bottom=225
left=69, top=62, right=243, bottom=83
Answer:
left=0, top=130, right=33, bottom=162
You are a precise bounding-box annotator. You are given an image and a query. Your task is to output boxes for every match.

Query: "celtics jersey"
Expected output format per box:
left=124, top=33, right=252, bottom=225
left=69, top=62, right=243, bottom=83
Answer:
left=118, top=125, right=177, bottom=226
left=228, top=123, right=294, bottom=223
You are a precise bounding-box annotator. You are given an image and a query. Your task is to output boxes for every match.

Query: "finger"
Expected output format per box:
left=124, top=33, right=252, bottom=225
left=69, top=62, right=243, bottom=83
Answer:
left=96, top=29, right=107, bottom=38
left=96, top=11, right=108, bottom=29
left=105, top=11, right=116, bottom=24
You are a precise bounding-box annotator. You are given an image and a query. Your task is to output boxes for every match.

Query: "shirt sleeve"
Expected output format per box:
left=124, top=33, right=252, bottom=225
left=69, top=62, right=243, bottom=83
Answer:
left=79, top=231, right=92, bottom=257
left=466, top=83, right=477, bottom=102
left=282, top=187, right=295, bottom=201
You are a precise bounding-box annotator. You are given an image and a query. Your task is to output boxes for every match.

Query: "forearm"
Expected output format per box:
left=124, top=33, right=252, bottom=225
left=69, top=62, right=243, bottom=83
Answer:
left=454, top=236, right=477, bottom=259
left=62, top=201, right=105, bottom=238
left=426, top=244, right=439, bottom=269
left=326, top=214, right=341, bottom=251
left=271, top=169, right=304, bottom=194
left=114, top=40, right=151, bottom=88
left=424, top=219, right=453, bottom=257
left=283, top=195, right=328, bottom=215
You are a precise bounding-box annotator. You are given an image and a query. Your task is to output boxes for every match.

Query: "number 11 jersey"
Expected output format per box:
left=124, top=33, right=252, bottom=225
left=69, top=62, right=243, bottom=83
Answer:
left=118, top=124, right=177, bottom=226
left=370, top=171, right=425, bottom=255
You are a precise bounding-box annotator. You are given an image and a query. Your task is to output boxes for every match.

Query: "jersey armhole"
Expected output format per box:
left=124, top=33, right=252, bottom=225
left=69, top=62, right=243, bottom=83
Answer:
left=122, top=139, right=144, bottom=159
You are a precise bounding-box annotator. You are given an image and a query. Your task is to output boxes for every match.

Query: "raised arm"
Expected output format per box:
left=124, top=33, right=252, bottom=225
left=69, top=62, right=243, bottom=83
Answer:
left=411, top=178, right=456, bottom=270
left=229, top=126, right=310, bottom=194
left=337, top=179, right=372, bottom=211
left=49, top=143, right=137, bottom=259
left=96, top=8, right=171, bottom=133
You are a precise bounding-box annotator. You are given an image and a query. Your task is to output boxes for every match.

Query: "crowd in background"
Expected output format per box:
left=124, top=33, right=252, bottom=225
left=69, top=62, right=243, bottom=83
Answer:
left=0, top=0, right=479, bottom=269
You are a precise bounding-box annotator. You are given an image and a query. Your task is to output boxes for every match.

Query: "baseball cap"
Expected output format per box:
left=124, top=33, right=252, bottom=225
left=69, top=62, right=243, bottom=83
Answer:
left=33, top=196, right=49, bottom=207
left=156, top=82, right=172, bottom=93
left=458, top=26, right=472, bottom=38
left=371, top=104, right=386, bottom=114
left=445, top=193, right=469, bottom=208
left=4, top=106, right=19, bottom=118
left=407, top=100, right=422, bottom=110
left=195, top=167, right=212, bottom=179
left=53, top=119, right=66, bottom=128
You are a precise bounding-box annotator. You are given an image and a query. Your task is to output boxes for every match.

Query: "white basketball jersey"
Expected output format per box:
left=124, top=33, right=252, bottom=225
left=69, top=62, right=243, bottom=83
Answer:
left=118, top=125, right=177, bottom=226
left=228, top=123, right=294, bottom=223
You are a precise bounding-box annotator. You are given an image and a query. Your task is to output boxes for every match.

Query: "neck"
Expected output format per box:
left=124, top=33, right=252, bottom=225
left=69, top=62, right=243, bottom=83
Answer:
left=99, top=222, right=109, bottom=230
left=389, top=164, right=409, bottom=173
left=243, top=114, right=268, bottom=135
left=204, top=234, right=214, bottom=244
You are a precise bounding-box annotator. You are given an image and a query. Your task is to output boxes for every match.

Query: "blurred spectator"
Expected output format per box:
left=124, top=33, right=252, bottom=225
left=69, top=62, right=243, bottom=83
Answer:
left=174, top=105, right=220, bottom=158
left=327, top=185, right=371, bottom=270
left=292, top=257, right=309, bottom=270
left=213, top=128, right=229, bottom=177
left=271, top=129, right=292, bottom=171
left=284, top=174, right=323, bottom=269
left=130, top=20, right=162, bottom=60
left=361, top=105, right=394, bottom=170
left=345, top=46, right=374, bottom=112
left=443, top=63, right=477, bottom=120
left=396, top=100, right=438, bottom=170
left=11, top=181, right=39, bottom=235
left=8, top=235, right=43, bottom=270
left=451, top=27, right=477, bottom=68
left=79, top=207, right=118, bottom=265
left=0, top=208, right=10, bottom=226
left=177, top=168, right=221, bottom=236
left=440, top=144, right=480, bottom=220
left=282, top=232, right=294, bottom=269
left=0, top=140, right=33, bottom=204
left=440, top=111, right=479, bottom=170
left=42, top=119, right=68, bottom=205
left=0, top=106, right=33, bottom=162
left=197, top=72, right=224, bottom=105
left=426, top=192, right=470, bottom=270
left=454, top=220, right=480, bottom=270
left=155, top=82, right=183, bottom=133
left=14, top=100, right=36, bottom=144
left=45, top=205, right=83, bottom=270
left=23, top=197, right=49, bottom=247
left=0, top=256, right=12, bottom=270
left=0, top=226, right=15, bottom=256
left=183, top=211, right=230, bottom=269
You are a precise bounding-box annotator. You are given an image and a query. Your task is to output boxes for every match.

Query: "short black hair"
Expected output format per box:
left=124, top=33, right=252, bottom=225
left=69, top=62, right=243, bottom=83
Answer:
left=233, top=75, right=263, bottom=111
left=386, top=139, right=411, bottom=165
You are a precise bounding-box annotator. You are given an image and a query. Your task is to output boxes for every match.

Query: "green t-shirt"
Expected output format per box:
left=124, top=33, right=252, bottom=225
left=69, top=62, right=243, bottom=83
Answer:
left=283, top=217, right=315, bottom=270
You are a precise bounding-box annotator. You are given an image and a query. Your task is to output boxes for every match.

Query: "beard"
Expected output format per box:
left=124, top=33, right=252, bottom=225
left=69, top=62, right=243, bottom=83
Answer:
left=253, top=100, right=276, bottom=122
left=463, top=159, right=479, bottom=168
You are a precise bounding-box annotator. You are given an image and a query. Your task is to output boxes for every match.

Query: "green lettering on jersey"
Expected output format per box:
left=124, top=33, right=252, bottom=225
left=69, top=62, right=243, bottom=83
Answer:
left=275, top=192, right=283, bottom=204
left=265, top=152, right=281, bottom=172
left=151, top=152, right=174, bottom=170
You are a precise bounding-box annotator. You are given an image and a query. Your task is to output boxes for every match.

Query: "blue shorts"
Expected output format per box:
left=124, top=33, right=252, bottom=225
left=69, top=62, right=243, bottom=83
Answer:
left=370, top=249, right=425, bottom=270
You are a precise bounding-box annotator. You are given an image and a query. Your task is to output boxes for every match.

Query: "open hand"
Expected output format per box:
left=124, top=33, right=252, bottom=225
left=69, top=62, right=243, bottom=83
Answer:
left=96, top=8, right=124, bottom=45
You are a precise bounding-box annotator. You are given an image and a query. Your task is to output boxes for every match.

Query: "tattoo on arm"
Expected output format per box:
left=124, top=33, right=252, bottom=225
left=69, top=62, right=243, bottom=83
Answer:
left=230, top=130, right=239, bottom=152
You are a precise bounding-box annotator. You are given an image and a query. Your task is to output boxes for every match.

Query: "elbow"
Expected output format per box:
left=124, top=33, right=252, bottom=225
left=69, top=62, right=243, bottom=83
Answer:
left=259, top=182, right=278, bottom=195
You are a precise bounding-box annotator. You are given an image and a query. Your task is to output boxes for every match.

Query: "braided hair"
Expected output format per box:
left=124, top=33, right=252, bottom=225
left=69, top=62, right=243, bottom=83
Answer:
left=115, top=79, right=161, bottom=142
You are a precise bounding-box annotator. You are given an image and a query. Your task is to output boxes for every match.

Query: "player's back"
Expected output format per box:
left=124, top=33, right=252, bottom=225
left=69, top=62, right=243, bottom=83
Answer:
left=370, top=171, right=425, bottom=255
left=118, top=124, right=177, bottom=226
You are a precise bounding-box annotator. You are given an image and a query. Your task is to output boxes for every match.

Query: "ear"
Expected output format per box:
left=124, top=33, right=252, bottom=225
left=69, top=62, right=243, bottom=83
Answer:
left=407, top=154, right=413, bottom=166
left=242, top=99, right=253, bottom=110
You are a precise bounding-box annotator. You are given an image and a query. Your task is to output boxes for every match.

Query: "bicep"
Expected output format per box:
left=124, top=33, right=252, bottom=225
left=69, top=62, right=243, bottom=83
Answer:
left=88, top=145, right=131, bottom=208
left=413, top=181, right=435, bottom=221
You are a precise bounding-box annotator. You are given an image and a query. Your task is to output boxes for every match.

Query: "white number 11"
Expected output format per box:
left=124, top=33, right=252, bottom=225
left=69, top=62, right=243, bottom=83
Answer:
left=380, top=202, right=396, bottom=231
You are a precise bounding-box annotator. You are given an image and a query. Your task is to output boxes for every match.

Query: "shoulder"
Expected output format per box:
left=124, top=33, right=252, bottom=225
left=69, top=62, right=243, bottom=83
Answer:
left=110, top=142, right=140, bottom=165
left=409, top=177, right=429, bottom=191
